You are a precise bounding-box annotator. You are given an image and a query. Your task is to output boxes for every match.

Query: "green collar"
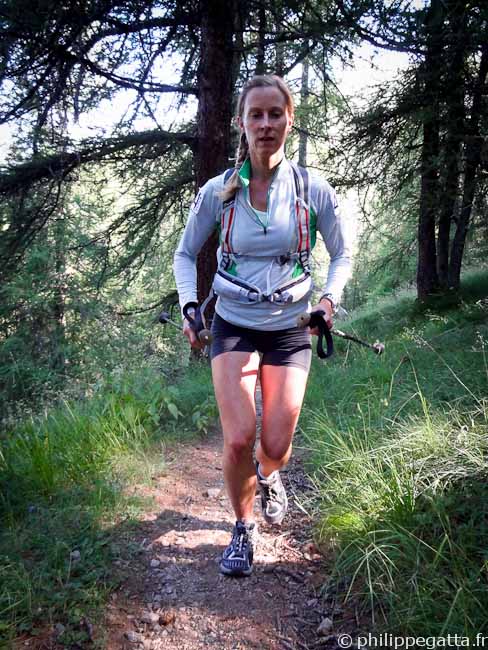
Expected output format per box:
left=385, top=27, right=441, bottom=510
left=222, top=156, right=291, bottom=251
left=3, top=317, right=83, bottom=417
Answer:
left=238, top=158, right=252, bottom=187
left=238, top=157, right=286, bottom=188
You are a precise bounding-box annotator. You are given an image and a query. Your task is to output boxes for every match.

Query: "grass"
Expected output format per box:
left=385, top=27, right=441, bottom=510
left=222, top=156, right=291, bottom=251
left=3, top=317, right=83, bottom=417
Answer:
left=301, top=269, right=488, bottom=637
left=3, top=267, right=488, bottom=643
left=0, top=359, right=215, bottom=647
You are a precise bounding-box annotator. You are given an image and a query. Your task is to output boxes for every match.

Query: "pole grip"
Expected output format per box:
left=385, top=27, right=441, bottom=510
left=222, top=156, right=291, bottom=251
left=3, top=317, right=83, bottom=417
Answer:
left=183, top=302, right=213, bottom=345
left=297, top=310, right=333, bottom=359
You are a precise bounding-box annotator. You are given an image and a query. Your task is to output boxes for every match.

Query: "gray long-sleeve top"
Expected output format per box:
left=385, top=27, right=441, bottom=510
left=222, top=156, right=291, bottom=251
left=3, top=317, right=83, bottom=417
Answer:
left=173, top=157, right=353, bottom=331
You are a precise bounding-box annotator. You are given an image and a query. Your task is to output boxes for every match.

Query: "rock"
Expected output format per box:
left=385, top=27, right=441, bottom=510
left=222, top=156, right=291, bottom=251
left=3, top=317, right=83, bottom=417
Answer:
left=125, top=631, right=144, bottom=643
left=203, top=488, right=221, bottom=498
left=54, top=623, right=65, bottom=637
left=159, top=611, right=176, bottom=626
left=141, top=611, right=160, bottom=625
left=303, top=541, right=320, bottom=554
left=317, top=617, right=333, bottom=636
left=70, top=550, right=81, bottom=562
left=81, top=617, right=94, bottom=641
left=150, top=559, right=160, bottom=568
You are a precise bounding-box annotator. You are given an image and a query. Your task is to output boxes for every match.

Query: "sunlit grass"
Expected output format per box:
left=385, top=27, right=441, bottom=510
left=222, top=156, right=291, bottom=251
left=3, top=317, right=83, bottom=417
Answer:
left=302, top=270, right=488, bottom=636
left=0, top=360, right=214, bottom=645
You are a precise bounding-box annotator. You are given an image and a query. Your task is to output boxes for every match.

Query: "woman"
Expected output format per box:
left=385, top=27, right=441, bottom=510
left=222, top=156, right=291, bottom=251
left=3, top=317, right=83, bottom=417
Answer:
left=173, top=75, right=352, bottom=577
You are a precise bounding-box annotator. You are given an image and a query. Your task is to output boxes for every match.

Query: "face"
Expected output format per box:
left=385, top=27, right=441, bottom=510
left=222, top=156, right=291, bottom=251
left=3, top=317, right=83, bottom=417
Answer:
left=237, top=86, right=294, bottom=158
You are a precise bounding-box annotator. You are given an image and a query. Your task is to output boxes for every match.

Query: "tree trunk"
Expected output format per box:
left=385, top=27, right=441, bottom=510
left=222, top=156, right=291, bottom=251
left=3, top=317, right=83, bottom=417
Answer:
left=298, top=58, right=310, bottom=168
left=51, top=213, right=66, bottom=372
left=195, top=0, right=238, bottom=310
left=273, top=5, right=285, bottom=77
left=448, top=42, right=488, bottom=289
left=255, top=3, right=267, bottom=75
left=416, top=0, right=444, bottom=300
left=436, top=2, right=466, bottom=288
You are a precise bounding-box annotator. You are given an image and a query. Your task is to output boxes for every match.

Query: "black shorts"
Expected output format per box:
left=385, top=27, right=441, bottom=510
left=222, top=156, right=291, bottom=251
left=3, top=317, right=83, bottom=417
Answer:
left=210, top=313, right=312, bottom=372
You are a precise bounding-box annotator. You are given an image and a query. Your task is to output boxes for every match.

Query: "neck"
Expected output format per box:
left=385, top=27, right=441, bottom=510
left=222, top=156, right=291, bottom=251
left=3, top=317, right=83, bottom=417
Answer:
left=249, top=150, right=284, bottom=181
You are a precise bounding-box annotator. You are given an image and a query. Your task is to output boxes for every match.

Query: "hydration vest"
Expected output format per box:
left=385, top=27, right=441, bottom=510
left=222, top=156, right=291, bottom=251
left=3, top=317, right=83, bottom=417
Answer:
left=213, top=161, right=315, bottom=305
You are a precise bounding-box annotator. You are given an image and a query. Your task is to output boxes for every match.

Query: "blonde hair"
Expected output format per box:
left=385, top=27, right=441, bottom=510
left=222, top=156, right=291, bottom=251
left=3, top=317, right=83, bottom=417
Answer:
left=220, top=75, right=294, bottom=202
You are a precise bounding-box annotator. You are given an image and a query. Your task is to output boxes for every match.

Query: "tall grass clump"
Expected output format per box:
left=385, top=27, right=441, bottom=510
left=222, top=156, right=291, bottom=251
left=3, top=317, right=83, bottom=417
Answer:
left=303, top=270, right=488, bottom=637
left=0, top=359, right=215, bottom=645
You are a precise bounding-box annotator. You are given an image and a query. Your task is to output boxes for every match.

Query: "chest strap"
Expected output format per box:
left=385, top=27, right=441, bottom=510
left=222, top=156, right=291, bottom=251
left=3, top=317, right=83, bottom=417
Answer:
left=219, top=164, right=311, bottom=272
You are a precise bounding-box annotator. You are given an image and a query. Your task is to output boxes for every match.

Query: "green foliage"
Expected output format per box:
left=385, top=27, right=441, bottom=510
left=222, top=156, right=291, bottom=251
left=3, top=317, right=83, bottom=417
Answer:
left=302, top=269, right=488, bottom=636
left=0, top=182, right=185, bottom=422
left=0, top=360, right=214, bottom=644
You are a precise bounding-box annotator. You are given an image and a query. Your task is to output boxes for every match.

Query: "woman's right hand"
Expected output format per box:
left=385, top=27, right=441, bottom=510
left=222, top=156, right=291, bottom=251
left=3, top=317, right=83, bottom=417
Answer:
left=183, top=318, right=204, bottom=350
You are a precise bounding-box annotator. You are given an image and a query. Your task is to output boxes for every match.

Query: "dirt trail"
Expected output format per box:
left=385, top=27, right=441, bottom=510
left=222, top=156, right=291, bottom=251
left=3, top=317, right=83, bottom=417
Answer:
left=104, top=391, right=357, bottom=650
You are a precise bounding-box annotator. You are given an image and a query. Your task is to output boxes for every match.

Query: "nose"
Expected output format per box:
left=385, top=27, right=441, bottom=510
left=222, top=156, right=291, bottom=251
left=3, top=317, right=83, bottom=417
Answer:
left=260, top=112, right=271, bottom=128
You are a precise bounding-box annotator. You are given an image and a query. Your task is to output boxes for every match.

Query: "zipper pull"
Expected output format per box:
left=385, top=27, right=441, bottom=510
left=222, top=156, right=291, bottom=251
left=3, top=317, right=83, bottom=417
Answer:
left=263, top=226, right=267, bottom=235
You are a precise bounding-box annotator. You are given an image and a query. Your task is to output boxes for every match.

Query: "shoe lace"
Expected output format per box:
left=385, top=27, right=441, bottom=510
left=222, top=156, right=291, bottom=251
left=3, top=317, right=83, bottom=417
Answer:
left=261, top=481, right=281, bottom=503
left=231, top=526, right=248, bottom=554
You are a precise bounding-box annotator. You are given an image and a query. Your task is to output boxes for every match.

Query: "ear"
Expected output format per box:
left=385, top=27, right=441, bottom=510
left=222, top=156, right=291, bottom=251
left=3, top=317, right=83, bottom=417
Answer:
left=287, top=112, right=294, bottom=132
left=236, top=115, right=244, bottom=131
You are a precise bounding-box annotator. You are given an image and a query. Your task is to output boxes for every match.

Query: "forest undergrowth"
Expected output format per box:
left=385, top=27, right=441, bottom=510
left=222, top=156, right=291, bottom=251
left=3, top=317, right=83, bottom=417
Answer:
left=301, top=269, right=488, bottom=637
left=1, top=270, right=488, bottom=645
left=0, top=358, right=216, bottom=648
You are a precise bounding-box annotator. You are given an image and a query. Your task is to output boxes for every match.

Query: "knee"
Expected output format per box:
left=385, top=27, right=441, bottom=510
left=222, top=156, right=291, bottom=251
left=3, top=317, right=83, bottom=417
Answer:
left=224, top=429, right=255, bottom=465
left=259, top=437, right=290, bottom=464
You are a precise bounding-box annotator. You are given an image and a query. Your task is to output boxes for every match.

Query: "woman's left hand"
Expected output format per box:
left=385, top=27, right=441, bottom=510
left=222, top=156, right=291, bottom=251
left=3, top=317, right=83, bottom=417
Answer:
left=309, top=297, right=333, bottom=335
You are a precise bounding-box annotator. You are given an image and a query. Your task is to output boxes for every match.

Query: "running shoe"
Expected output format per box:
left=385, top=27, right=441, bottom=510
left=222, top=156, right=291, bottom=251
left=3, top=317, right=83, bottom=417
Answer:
left=219, top=520, right=257, bottom=577
left=256, top=461, right=288, bottom=525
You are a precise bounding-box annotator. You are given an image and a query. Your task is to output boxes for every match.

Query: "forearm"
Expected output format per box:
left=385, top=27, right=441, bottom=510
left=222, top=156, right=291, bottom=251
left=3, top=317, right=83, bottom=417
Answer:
left=172, top=174, right=222, bottom=313
left=320, top=253, right=352, bottom=308
left=173, top=249, right=198, bottom=313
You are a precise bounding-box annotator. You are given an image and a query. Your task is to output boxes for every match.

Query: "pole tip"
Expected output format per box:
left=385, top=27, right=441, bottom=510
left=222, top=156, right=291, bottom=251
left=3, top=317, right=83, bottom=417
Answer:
left=373, top=341, right=385, bottom=355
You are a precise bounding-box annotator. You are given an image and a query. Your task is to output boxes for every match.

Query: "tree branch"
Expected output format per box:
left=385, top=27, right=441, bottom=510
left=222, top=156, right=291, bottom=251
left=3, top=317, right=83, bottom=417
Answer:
left=0, top=130, right=196, bottom=195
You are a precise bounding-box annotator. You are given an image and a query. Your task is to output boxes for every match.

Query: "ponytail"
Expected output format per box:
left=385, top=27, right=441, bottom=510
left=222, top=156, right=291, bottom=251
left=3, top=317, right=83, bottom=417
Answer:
left=219, top=132, right=249, bottom=202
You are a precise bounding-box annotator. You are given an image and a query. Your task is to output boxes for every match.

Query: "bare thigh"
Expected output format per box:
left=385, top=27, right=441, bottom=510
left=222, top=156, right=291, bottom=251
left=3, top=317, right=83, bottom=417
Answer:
left=259, top=364, right=309, bottom=460
left=211, top=351, right=261, bottom=444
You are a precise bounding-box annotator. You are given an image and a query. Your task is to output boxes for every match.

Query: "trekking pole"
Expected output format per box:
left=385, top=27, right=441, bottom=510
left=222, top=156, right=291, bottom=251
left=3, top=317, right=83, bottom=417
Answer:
left=330, top=328, right=385, bottom=355
left=158, top=311, right=182, bottom=330
left=297, top=310, right=385, bottom=357
left=158, top=304, right=213, bottom=345
left=296, top=309, right=334, bottom=359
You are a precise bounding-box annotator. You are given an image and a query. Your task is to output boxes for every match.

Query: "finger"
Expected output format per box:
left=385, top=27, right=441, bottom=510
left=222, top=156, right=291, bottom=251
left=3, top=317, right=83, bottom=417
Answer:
left=184, top=326, right=204, bottom=350
left=183, top=326, right=195, bottom=344
left=191, top=329, right=204, bottom=349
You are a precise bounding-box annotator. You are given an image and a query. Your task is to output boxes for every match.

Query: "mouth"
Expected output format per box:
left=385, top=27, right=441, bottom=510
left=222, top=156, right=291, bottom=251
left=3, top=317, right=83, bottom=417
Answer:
left=258, top=136, right=275, bottom=143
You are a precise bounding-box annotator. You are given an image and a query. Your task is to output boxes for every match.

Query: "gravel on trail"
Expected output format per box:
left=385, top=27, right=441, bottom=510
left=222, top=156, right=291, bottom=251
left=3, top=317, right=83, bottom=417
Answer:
left=101, top=384, right=362, bottom=650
